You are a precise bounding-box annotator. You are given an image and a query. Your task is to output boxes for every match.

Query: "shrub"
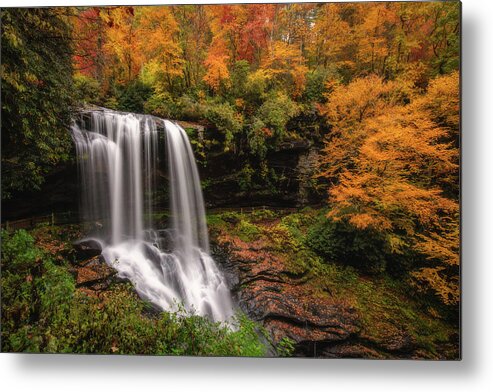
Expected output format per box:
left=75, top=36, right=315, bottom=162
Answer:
left=219, top=211, right=242, bottom=225
left=244, top=69, right=271, bottom=105
left=237, top=164, right=255, bottom=191
left=306, top=216, right=388, bottom=274
left=276, top=336, right=296, bottom=357
left=247, top=117, right=268, bottom=158
left=116, top=80, right=153, bottom=113
left=236, top=220, right=262, bottom=242
left=1, top=229, right=42, bottom=270
left=257, top=92, right=300, bottom=141
left=176, top=95, right=206, bottom=121
left=144, top=90, right=179, bottom=118
left=229, top=60, right=251, bottom=99
left=205, top=101, right=243, bottom=151
left=250, top=208, right=278, bottom=222
left=73, top=74, right=101, bottom=105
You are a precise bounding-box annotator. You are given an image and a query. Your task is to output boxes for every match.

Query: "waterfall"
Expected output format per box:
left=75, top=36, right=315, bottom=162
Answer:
left=71, top=109, right=233, bottom=322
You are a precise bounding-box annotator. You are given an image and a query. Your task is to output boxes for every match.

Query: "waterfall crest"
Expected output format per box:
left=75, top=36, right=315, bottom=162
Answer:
left=71, top=109, right=233, bottom=322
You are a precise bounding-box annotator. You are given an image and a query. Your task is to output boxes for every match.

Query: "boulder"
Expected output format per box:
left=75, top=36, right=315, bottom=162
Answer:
left=73, top=238, right=103, bottom=259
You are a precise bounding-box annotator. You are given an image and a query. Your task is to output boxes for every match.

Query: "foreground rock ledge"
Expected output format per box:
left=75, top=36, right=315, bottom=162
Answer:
left=212, top=234, right=420, bottom=359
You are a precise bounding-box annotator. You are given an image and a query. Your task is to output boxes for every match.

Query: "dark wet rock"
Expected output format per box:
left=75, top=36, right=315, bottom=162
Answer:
left=320, top=343, right=385, bottom=359
left=210, top=242, right=240, bottom=290
left=360, top=327, right=416, bottom=353
left=73, top=238, right=103, bottom=259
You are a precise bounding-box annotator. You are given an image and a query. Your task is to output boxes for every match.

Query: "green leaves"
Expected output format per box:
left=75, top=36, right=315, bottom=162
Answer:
left=204, top=101, right=243, bottom=151
left=1, top=9, right=75, bottom=199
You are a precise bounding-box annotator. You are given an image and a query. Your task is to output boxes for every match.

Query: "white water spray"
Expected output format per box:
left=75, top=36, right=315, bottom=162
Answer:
left=71, top=109, right=233, bottom=322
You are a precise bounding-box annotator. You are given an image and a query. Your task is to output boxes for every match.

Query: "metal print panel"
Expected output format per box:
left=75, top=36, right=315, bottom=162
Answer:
left=0, top=1, right=461, bottom=359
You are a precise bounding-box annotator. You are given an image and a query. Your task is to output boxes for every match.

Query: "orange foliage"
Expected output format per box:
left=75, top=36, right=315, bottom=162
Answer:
left=137, top=7, right=183, bottom=85
left=354, top=3, right=398, bottom=73
left=71, top=2, right=459, bottom=94
left=100, top=7, right=143, bottom=82
left=318, top=72, right=459, bottom=304
left=72, top=8, right=105, bottom=80
left=203, top=36, right=231, bottom=92
left=262, top=41, right=308, bottom=97
left=308, top=4, right=351, bottom=67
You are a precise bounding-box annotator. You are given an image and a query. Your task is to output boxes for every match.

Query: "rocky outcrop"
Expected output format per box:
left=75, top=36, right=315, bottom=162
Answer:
left=75, top=256, right=118, bottom=294
left=212, top=233, right=420, bottom=359
left=73, top=238, right=104, bottom=258
left=72, top=238, right=121, bottom=297
left=198, top=135, right=322, bottom=209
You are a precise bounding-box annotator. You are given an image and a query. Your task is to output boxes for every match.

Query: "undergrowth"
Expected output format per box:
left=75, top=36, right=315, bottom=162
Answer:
left=1, top=229, right=266, bottom=356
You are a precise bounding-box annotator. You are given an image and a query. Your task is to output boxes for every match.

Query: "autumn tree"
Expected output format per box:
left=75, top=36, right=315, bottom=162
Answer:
left=171, top=5, right=211, bottom=89
left=318, top=72, right=459, bottom=305
left=201, top=6, right=234, bottom=92
left=72, top=7, right=106, bottom=83
left=203, top=4, right=276, bottom=93
left=203, top=37, right=231, bottom=93
left=137, top=6, right=183, bottom=91
left=100, top=6, right=142, bottom=83
left=308, top=3, right=351, bottom=68
left=261, top=41, right=308, bottom=98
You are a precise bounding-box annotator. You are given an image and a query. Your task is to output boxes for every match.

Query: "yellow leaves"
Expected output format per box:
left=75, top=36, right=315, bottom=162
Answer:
left=387, top=234, right=406, bottom=255
left=309, top=3, right=351, bottom=64
left=415, top=71, right=460, bottom=134
left=396, top=62, right=429, bottom=92
left=412, top=266, right=459, bottom=305
left=318, top=73, right=459, bottom=305
left=234, top=98, right=245, bottom=109
left=2, top=23, right=23, bottom=49
left=354, top=3, right=398, bottom=70
left=291, top=63, right=308, bottom=98
left=349, top=213, right=391, bottom=232
left=137, top=6, right=182, bottom=77
left=320, top=75, right=400, bottom=129
left=261, top=41, right=308, bottom=97
left=262, top=41, right=297, bottom=74
left=139, top=59, right=162, bottom=86
left=415, top=216, right=460, bottom=267
left=103, top=7, right=142, bottom=82
left=1, top=66, right=26, bottom=93
left=96, top=6, right=185, bottom=84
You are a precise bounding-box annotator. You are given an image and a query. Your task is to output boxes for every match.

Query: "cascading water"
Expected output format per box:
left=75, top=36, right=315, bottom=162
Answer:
left=71, top=109, right=233, bottom=322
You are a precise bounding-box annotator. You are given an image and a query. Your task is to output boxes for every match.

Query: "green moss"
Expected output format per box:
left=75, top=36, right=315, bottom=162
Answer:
left=311, top=262, right=456, bottom=357
left=276, top=336, right=296, bottom=357
left=249, top=208, right=279, bottom=222
left=206, top=213, right=226, bottom=228
left=236, top=220, right=262, bottom=242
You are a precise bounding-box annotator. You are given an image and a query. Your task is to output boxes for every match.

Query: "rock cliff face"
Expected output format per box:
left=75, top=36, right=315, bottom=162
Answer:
left=199, top=140, right=322, bottom=209
left=211, top=232, right=434, bottom=359
left=2, top=160, right=80, bottom=221
left=2, top=121, right=321, bottom=222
